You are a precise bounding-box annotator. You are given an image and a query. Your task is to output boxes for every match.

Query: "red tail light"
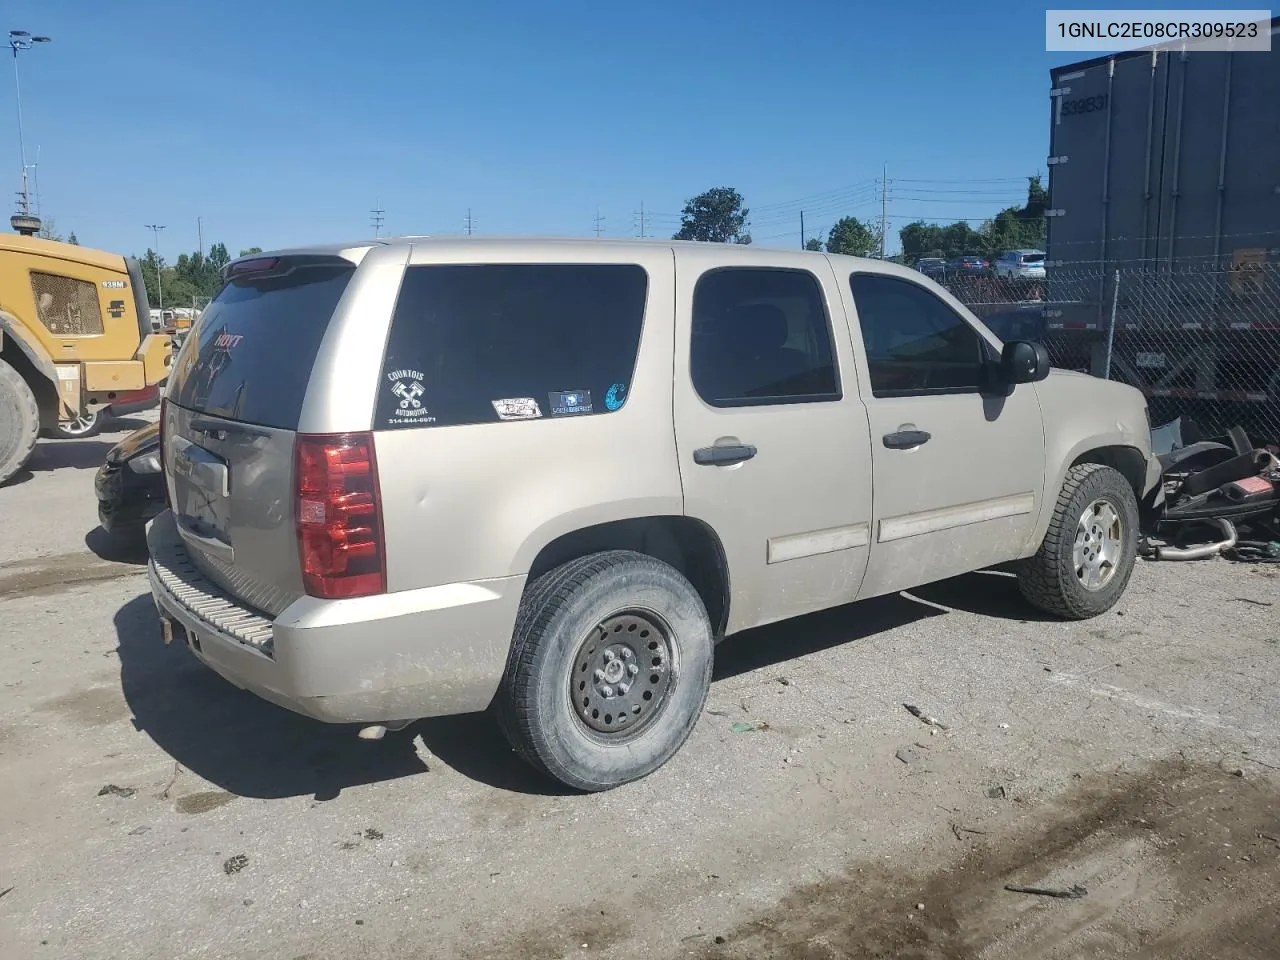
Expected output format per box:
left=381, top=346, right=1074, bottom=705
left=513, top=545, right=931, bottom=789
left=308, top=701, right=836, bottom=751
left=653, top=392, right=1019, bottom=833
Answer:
left=294, top=432, right=386, bottom=599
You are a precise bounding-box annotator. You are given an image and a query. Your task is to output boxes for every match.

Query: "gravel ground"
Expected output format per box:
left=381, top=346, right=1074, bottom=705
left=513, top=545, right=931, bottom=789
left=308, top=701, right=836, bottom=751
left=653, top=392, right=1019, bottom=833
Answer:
left=1, top=441, right=1277, bottom=959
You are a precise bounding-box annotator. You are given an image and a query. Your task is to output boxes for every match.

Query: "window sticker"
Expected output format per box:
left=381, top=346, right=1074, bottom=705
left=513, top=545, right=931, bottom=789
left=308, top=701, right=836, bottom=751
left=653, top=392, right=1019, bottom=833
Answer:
left=604, top=382, right=627, bottom=411
left=548, top=390, right=593, bottom=416
left=386, top=369, right=436, bottom=424
left=492, top=397, right=543, bottom=421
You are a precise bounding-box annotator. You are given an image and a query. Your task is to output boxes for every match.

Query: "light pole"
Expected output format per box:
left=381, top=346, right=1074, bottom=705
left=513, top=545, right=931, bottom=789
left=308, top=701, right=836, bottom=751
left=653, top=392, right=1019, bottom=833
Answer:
left=8, top=30, right=50, bottom=230
left=145, top=224, right=166, bottom=312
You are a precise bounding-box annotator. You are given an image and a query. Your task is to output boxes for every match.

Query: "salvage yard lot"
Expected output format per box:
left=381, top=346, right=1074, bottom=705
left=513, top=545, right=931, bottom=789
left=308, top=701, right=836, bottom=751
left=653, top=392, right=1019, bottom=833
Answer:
left=1, top=435, right=1277, bottom=960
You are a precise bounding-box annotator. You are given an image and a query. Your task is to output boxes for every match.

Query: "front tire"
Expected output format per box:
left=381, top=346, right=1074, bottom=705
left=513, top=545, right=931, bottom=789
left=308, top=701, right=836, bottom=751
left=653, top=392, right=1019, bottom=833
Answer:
left=0, top=359, right=39, bottom=485
left=1018, top=463, right=1139, bottom=619
left=495, top=551, right=714, bottom=792
left=50, top=408, right=103, bottom=439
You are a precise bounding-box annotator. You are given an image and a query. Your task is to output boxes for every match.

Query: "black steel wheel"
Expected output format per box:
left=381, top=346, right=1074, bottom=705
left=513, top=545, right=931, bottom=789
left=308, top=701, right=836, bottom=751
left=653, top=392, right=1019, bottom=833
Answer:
left=496, top=550, right=714, bottom=792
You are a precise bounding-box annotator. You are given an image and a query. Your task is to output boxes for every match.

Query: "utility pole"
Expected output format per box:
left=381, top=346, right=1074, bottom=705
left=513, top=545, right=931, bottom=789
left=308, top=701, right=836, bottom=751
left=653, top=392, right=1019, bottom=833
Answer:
left=800, top=210, right=806, bottom=250
left=144, top=224, right=166, bottom=312
left=464, top=208, right=475, bottom=236
left=197, top=216, right=204, bottom=259
left=8, top=30, right=50, bottom=233
left=635, top=201, right=648, bottom=239
left=594, top=208, right=605, bottom=237
left=879, top=163, right=889, bottom=259
left=369, top=200, right=385, bottom=238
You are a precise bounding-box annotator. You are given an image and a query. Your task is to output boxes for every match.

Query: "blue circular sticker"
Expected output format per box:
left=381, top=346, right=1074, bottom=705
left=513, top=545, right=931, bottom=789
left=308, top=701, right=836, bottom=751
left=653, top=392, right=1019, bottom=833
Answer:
left=604, top=382, right=627, bottom=411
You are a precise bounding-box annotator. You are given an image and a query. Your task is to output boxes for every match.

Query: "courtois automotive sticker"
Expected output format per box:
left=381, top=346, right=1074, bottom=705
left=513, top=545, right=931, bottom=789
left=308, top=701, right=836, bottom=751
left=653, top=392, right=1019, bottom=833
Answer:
left=492, top=397, right=542, bottom=421
left=386, top=369, right=437, bottom=424
left=548, top=390, right=593, bottom=416
left=604, top=382, right=626, bottom=411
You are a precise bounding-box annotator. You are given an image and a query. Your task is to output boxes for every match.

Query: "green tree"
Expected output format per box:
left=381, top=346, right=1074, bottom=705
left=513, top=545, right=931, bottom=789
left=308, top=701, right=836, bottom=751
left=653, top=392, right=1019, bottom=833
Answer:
left=825, top=216, right=879, bottom=257
left=238, top=246, right=263, bottom=257
left=673, top=187, right=751, bottom=244
left=36, top=218, right=63, bottom=242
left=209, top=243, right=232, bottom=272
left=803, top=237, right=823, bottom=251
left=898, top=221, right=946, bottom=261
left=67, top=231, right=80, bottom=245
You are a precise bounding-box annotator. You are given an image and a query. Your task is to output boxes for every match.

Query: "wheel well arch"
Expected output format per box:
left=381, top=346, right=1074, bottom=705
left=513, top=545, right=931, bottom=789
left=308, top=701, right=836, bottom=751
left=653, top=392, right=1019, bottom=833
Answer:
left=1070, top=444, right=1147, bottom=498
left=527, top=516, right=731, bottom=640
left=0, top=338, right=58, bottom=428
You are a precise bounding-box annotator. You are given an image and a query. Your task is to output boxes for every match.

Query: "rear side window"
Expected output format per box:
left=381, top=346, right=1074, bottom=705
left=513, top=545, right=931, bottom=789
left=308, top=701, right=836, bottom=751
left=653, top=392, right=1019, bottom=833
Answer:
left=376, top=264, right=648, bottom=429
left=165, top=258, right=355, bottom=429
left=690, top=268, right=839, bottom=407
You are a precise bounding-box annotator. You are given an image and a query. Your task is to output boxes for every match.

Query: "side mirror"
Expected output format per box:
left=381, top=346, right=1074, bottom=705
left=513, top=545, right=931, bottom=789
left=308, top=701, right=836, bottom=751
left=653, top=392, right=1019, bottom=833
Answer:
left=1000, top=340, right=1050, bottom=384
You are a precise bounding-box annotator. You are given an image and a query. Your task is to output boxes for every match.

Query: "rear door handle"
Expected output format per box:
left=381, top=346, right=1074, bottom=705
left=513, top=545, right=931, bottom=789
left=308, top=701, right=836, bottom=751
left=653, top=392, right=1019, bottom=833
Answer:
left=882, top=429, right=931, bottom=450
left=693, top=443, right=757, bottom=466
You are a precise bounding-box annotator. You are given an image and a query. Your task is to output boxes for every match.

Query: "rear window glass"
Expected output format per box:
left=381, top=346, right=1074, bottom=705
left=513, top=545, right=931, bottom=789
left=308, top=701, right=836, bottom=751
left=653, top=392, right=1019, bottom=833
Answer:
left=1021, top=253, right=1045, bottom=264
left=165, top=259, right=355, bottom=429
left=375, top=264, right=648, bottom=429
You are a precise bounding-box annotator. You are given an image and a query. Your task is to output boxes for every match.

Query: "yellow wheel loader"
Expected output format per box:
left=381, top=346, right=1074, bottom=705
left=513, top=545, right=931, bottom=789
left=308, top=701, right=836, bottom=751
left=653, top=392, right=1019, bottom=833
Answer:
left=0, top=228, right=173, bottom=483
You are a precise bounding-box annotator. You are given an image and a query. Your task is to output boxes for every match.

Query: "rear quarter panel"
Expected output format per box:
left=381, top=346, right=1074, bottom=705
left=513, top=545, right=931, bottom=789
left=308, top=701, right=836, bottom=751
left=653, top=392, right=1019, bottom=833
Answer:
left=372, top=243, right=682, bottom=591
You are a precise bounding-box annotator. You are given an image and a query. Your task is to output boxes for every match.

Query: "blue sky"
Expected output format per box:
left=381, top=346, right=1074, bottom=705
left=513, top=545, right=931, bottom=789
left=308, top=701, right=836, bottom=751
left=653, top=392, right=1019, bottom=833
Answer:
left=4, top=1, right=1136, bottom=258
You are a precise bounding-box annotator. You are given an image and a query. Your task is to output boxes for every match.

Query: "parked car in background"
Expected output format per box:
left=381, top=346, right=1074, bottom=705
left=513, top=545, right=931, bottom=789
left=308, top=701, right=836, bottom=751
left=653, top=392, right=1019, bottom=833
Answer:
left=993, top=249, right=1046, bottom=280
left=147, top=238, right=1156, bottom=793
left=95, top=421, right=165, bottom=545
left=913, top=257, right=947, bottom=279
left=947, top=255, right=989, bottom=277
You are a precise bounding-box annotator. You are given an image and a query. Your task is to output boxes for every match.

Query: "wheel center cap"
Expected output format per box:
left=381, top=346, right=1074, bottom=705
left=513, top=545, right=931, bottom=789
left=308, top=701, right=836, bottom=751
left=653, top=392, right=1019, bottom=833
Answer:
left=603, top=658, right=626, bottom=684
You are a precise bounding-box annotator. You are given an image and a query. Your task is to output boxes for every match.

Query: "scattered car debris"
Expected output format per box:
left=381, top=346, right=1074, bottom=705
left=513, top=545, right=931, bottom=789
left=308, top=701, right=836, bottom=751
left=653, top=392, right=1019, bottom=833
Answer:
left=730, top=721, right=769, bottom=733
left=222, top=854, right=249, bottom=875
left=986, top=786, right=1008, bottom=800
left=950, top=823, right=989, bottom=841
left=128, top=826, right=151, bottom=836
left=903, top=704, right=949, bottom=730
left=1233, top=596, right=1274, bottom=607
left=363, top=828, right=384, bottom=840
left=97, top=784, right=136, bottom=799
left=776, top=677, right=792, bottom=686
left=0, top=886, right=12, bottom=900
left=895, top=748, right=918, bottom=765
left=1143, top=419, right=1280, bottom=564
left=1004, top=883, right=1088, bottom=899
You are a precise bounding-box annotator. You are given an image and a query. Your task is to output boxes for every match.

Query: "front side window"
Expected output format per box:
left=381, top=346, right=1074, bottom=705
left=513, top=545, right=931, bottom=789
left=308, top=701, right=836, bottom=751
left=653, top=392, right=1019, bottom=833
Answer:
left=690, top=268, right=839, bottom=407
left=848, top=273, right=988, bottom=397
left=376, top=263, right=648, bottom=428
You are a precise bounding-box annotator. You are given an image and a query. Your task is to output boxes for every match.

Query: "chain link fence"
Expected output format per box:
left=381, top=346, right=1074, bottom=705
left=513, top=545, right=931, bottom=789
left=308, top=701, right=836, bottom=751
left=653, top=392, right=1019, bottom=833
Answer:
left=944, top=261, right=1280, bottom=445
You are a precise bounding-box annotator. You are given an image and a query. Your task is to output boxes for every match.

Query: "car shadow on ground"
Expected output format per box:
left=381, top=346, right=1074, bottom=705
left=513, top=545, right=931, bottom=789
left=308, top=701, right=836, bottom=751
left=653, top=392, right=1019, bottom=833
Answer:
left=25, top=439, right=115, bottom=472
left=114, top=593, right=559, bottom=801
left=85, top=526, right=150, bottom=565
left=115, top=569, right=1055, bottom=800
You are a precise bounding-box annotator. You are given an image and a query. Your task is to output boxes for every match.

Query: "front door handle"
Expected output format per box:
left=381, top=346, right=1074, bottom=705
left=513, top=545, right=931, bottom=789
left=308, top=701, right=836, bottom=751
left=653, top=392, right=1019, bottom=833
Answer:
left=694, top=443, right=758, bottom=466
left=882, top=429, right=931, bottom=450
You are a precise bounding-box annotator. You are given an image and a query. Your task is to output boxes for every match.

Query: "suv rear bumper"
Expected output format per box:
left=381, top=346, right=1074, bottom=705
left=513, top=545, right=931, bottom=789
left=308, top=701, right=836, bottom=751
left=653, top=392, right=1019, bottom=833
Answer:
left=146, top=510, right=524, bottom=723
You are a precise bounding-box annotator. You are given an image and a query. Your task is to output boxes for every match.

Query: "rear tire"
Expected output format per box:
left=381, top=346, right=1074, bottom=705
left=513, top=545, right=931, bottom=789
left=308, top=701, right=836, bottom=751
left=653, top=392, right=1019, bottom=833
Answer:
left=49, top=408, right=103, bottom=439
left=1018, top=463, right=1139, bottom=620
left=0, top=359, right=39, bottom=485
left=495, top=550, right=714, bottom=792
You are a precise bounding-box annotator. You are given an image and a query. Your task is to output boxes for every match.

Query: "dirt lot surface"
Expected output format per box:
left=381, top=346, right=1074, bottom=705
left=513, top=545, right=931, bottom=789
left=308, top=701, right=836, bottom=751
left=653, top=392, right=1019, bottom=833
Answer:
left=1, top=423, right=1278, bottom=959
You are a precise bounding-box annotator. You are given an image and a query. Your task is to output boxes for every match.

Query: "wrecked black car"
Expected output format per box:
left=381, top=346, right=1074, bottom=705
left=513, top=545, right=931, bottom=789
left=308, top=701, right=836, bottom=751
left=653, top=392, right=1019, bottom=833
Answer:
left=95, top=421, right=165, bottom=545
left=1143, top=417, right=1280, bottom=563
